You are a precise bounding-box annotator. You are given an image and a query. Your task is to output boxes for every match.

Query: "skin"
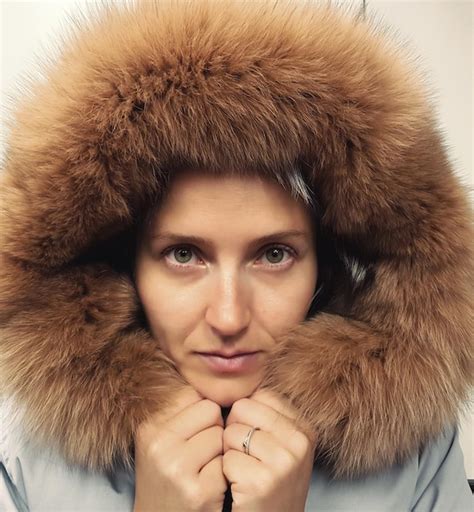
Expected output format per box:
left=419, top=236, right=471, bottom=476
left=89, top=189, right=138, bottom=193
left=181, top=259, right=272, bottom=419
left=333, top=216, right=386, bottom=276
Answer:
left=135, top=168, right=318, bottom=407
left=222, top=388, right=317, bottom=512
left=133, top=168, right=318, bottom=510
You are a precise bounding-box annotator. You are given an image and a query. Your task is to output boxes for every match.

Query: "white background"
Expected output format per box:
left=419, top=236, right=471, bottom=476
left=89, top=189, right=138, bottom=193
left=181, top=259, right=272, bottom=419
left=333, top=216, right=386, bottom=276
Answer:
left=1, top=0, right=473, bottom=478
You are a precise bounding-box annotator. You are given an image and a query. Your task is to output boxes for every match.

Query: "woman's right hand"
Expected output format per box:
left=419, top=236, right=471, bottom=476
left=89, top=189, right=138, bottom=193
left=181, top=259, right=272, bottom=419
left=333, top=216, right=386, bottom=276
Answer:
left=133, top=387, right=228, bottom=512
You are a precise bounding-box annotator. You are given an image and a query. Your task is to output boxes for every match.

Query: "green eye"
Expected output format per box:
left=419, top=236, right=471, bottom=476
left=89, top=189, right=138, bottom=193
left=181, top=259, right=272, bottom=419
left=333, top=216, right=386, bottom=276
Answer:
left=161, top=243, right=296, bottom=270
left=174, top=247, right=193, bottom=263
left=265, top=247, right=285, bottom=264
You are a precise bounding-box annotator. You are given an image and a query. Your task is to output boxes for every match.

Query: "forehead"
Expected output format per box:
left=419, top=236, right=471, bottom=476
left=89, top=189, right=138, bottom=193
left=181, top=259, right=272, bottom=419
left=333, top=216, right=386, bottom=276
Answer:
left=150, top=169, right=313, bottom=233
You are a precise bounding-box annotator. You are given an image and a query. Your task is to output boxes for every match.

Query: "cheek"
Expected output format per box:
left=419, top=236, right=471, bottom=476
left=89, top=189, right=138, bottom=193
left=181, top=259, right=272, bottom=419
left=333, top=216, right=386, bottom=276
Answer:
left=135, top=262, right=199, bottom=352
left=257, top=263, right=317, bottom=331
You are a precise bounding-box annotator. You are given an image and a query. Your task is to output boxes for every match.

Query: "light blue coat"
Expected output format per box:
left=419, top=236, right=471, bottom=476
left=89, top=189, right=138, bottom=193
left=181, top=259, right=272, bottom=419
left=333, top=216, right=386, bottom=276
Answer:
left=1, top=410, right=472, bottom=512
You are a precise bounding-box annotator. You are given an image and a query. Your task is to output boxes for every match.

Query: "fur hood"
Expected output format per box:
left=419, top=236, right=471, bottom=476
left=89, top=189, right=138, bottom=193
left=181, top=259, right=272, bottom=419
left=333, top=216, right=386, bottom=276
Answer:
left=1, top=0, right=472, bottom=480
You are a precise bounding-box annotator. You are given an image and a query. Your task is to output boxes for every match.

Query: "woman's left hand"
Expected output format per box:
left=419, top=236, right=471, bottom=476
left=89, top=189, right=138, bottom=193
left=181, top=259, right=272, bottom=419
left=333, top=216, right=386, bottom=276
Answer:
left=222, top=389, right=316, bottom=512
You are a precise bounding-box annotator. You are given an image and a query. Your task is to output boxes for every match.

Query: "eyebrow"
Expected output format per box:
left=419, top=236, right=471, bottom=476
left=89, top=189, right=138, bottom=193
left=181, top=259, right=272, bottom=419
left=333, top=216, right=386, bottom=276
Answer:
left=151, top=229, right=310, bottom=248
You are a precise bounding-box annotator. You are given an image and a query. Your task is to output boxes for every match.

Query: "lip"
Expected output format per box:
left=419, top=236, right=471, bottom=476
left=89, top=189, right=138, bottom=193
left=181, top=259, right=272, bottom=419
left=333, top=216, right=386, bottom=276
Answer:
left=197, top=351, right=261, bottom=373
left=198, top=350, right=258, bottom=358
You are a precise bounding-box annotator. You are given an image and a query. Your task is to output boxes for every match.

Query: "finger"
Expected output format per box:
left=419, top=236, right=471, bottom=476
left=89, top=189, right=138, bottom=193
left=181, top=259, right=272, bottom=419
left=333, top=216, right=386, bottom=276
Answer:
left=172, top=386, right=205, bottom=409
left=145, top=398, right=223, bottom=442
left=251, top=389, right=316, bottom=445
left=250, top=388, right=299, bottom=422
left=227, top=397, right=298, bottom=442
left=199, top=454, right=228, bottom=494
left=227, top=398, right=311, bottom=459
left=222, top=449, right=269, bottom=493
left=184, top=424, right=223, bottom=474
left=147, top=386, right=203, bottom=425
left=223, top=422, right=295, bottom=471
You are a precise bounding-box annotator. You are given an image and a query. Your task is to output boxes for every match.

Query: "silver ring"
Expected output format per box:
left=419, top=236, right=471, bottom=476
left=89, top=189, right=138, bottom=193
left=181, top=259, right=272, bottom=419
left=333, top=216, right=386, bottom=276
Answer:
left=242, top=426, right=260, bottom=455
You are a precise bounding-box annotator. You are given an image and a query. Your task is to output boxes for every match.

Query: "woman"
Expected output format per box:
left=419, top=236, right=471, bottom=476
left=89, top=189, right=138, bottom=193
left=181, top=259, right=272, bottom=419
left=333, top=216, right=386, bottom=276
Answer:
left=0, top=0, right=472, bottom=510
left=132, top=166, right=321, bottom=511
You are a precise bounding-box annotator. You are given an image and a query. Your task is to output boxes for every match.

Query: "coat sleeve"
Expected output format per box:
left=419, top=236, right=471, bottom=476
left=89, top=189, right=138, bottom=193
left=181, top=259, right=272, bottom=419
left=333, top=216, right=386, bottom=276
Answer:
left=0, top=463, right=28, bottom=512
left=0, top=397, right=29, bottom=512
left=0, top=437, right=30, bottom=512
left=410, top=423, right=473, bottom=511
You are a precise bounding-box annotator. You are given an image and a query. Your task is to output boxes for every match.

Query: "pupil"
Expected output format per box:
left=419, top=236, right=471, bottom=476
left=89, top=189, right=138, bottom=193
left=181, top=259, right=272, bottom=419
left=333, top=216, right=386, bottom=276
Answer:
left=175, top=248, right=192, bottom=263
left=267, top=248, right=283, bottom=263
left=173, top=248, right=284, bottom=264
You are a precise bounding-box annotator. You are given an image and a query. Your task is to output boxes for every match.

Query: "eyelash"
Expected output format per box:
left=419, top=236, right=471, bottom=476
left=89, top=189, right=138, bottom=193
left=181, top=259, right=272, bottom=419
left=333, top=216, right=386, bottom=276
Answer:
left=160, top=244, right=297, bottom=271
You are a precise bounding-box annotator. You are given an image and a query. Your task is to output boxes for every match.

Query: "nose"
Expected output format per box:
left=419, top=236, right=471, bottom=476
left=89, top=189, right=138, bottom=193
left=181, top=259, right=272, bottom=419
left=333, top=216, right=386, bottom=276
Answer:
left=205, top=272, right=251, bottom=339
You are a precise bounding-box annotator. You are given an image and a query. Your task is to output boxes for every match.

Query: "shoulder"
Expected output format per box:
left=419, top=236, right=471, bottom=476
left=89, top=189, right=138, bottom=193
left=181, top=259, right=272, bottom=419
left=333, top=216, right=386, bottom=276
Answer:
left=306, top=423, right=472, bottom=512
left=0, top=395, right=135, bottom=512
left=411, top=422, right=473, bottom=511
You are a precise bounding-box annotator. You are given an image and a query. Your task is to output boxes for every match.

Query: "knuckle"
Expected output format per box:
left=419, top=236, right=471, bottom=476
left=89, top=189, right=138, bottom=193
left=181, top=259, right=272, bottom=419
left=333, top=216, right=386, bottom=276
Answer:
left=292, top=430, right=311, bottom=457
left=136, top=431, right=164, bottom=464
left=222, top=448, right=234, bottom=468
left=211, top=425, right=224, bottom=450
left=211, top=423, right=224, bottom=435
left=231, top=398, right=248, bottom=416
left=165, top=457, right=185, bottom=481
left=212, top=425, right=225, bottom=442
left=181, top=482, right=204, bottom=509
left=145, top=439, right=160, bottom=460
left=280, top=450, right=297, bottom=474
left=254, top=469, right=275, bottom=496
left=185, top=483, right=219, bottom=512
left=203, top=399, right=223, bottom=422
left=212, top=453, right=224, bottom=471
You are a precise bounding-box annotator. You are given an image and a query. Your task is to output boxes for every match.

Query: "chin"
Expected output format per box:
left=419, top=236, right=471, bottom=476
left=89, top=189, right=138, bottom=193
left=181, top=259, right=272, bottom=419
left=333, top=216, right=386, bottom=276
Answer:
left=191, top=376, right=262, bottom=407
left=202, top=384, right=250, bottom=407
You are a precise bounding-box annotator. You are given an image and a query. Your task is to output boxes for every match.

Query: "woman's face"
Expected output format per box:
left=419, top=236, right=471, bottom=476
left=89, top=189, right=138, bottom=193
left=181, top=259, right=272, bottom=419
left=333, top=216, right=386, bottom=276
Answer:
left=135, top=169, right=318, bottom=407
